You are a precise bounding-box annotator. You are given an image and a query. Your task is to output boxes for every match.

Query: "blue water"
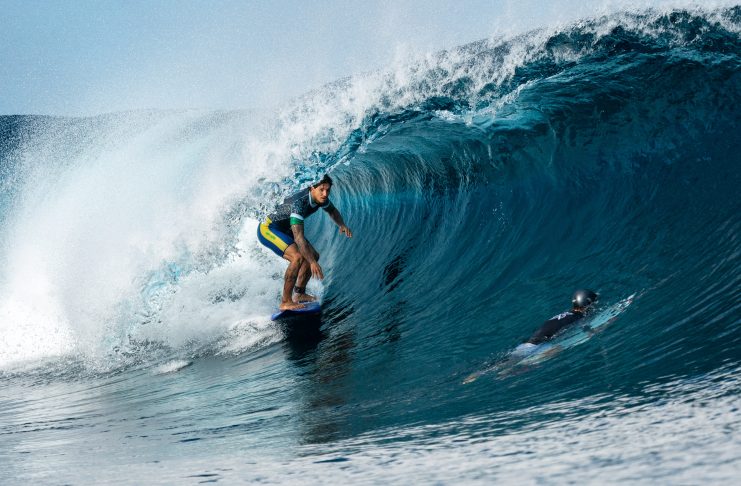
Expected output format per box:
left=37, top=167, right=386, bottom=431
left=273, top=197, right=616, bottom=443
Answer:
left=1, top=7, right=740, bottom=484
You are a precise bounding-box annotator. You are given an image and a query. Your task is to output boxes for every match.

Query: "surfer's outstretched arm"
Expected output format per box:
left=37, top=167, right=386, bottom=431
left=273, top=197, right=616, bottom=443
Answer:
left=327, top=207, right=352, bottom=237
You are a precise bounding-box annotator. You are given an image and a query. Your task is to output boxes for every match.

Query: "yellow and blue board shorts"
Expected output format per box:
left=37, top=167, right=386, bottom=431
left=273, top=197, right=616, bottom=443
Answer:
left=257, top=218, right=294, bottom=257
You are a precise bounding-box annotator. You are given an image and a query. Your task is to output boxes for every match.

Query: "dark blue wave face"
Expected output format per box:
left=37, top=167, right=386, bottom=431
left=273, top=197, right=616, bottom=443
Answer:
left=302, top=8, right=741, bottom=432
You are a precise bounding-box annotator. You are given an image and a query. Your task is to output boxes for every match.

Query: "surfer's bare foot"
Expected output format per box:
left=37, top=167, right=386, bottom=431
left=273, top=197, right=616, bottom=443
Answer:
left=293, top=293, right=316, bottom=303
left=280, top=301, right=306, bottom=311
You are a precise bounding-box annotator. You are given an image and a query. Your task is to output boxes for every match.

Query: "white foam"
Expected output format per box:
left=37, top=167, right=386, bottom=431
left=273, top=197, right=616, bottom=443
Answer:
left=152, top=359, right=192, bottom=375
left=0, top=113, right=290, bottom=369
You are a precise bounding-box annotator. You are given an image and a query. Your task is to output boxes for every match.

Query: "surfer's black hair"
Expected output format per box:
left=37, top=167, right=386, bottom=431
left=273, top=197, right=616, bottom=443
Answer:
left=311, top=174, right=333, bottom=188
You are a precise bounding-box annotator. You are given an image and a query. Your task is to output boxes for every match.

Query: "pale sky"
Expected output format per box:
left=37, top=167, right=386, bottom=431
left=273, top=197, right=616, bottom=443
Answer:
left=0, top=0, right=731, bottom=116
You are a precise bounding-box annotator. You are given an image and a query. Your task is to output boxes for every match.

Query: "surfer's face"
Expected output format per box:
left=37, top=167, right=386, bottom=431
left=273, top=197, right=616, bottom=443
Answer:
left=310, top=183, right=331, bottom=204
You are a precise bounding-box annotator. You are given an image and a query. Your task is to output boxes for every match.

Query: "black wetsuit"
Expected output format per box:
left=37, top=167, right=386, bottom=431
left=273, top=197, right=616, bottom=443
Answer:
left=527, top=310, right=585, bottom=345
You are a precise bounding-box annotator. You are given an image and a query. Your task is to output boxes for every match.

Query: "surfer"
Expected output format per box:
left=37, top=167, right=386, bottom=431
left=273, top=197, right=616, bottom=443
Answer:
left=515, top=289, right=598, bottom=353
left=257, top=174, right=352, bottom=311
left=464, top=289, right=600, bottom=383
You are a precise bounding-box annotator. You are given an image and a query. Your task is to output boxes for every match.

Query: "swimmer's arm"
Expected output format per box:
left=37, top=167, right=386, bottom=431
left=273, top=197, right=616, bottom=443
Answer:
left=327, top=207, right=352, bottom=238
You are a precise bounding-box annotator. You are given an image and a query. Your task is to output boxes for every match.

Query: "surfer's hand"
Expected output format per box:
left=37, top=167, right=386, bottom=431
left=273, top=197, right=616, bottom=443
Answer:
left=339, top=225, right=352, bottom=238
left=310, top=262, right=324, bottom=280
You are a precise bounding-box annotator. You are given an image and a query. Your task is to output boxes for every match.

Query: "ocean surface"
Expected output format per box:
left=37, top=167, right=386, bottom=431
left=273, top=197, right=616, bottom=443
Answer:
left=1, top=6, right=740, bottom=484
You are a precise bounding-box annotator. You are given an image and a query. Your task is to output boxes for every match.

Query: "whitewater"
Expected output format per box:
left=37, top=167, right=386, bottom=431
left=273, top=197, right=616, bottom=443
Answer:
left=1, top=6, right=740, bottom=484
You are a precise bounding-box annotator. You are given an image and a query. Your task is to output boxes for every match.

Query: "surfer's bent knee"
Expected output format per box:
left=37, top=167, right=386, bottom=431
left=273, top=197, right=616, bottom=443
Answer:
left=292, top=254, right=304, bottom=266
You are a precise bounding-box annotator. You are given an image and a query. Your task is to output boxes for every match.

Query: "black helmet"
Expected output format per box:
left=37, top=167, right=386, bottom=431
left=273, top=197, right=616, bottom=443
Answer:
left=572, top=289, right=598, bottom=308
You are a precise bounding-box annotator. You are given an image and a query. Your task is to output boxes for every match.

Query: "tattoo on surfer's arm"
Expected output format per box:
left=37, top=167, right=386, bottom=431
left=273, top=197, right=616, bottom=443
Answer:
left=291, top=224, right=317, bottom=264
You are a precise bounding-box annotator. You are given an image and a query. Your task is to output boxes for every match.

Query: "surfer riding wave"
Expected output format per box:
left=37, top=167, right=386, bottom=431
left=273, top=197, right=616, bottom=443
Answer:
left=257, top=174, right=352, bottom=311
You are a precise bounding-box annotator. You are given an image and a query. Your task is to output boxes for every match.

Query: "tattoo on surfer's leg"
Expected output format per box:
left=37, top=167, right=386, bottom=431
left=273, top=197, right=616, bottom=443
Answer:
left=282, top=258, right=302, bottom=303
left=295, top=259, right=311, bottom=289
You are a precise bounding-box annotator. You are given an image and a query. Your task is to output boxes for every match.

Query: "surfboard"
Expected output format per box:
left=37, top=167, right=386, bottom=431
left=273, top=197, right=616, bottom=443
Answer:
left=271, top=301, right=322, bottom=321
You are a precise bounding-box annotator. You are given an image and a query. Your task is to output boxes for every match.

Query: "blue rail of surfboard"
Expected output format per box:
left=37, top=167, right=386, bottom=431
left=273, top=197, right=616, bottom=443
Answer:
left=271, top=301, right=322, bottom=321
